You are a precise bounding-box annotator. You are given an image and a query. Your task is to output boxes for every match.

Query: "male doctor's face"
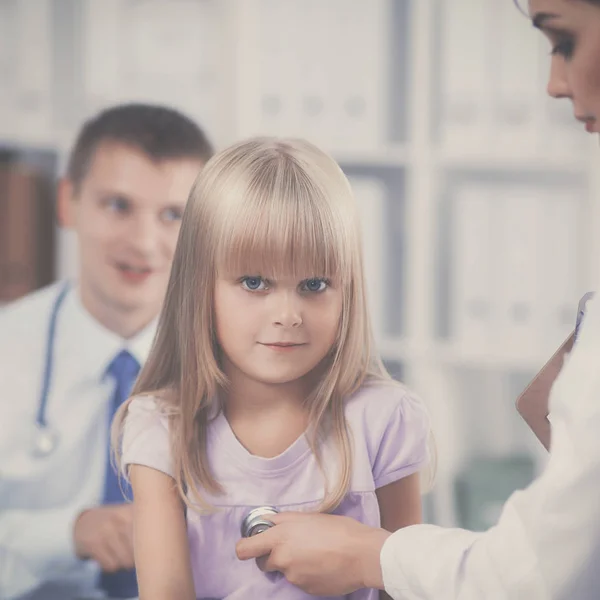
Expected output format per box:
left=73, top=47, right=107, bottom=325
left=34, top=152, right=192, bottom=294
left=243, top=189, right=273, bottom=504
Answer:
left=529, top=0, right=600, bottom=134
left=59, top=141, right=202, bottom=334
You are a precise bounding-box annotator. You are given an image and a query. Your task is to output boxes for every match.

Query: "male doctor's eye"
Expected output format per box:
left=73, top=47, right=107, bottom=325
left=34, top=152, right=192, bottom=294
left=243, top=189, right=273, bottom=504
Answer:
left=161, top=206, right=184, bottom=223
left=241, top=276, right=267, bottom=291
left=104, top=195, right=131, bottom=214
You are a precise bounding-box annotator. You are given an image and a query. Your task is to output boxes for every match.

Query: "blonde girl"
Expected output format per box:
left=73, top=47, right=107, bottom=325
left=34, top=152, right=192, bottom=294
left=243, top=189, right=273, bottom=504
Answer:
left=112, top=137, right=432, bottom=599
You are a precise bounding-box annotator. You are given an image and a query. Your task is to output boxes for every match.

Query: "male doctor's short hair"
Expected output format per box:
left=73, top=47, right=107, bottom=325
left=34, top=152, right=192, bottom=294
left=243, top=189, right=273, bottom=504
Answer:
left=66, top=103, right=214, bottom=192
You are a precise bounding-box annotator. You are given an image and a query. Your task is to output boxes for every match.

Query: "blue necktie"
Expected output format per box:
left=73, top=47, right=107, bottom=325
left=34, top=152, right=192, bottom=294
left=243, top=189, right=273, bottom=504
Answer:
left=99, top=350, right=140, bottom=598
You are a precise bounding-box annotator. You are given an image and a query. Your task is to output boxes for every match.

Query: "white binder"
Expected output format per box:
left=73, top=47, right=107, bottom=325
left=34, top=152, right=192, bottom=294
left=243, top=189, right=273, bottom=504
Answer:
left=539, top=189, right=583, bottom=349
left=439, top=0, right=491, bottom=151
left=326, top=0, right=387, bottom=153
left=349, top=177, right=387, bottom=343
left=293, top=0, right=331, bottom=148
left=449, top=183, right=497, bottom=350
left=15, top=0, right=52, bottom=141
left=239, top=0, right=387, bottom=153
left=82, top=0, right=120, bottom=108
left=0, top=1, right=18, bottom=136
left=83, top=0, right=222, bottom=138
left=493, top=0, right=540, bottom=155
left=495, top=185, right=544, bottom=354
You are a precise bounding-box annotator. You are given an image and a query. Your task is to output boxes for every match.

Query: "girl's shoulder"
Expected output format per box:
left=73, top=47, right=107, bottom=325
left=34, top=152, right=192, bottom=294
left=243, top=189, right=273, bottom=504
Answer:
left=120, top=391, right=176, bottom=477
left=344, top=377, right=429, bottom=427
left=125, top=389, right=176, bottom=421
left=344, top=378, right=432, bottom=487
left=121, top=391, right=175, bottom=451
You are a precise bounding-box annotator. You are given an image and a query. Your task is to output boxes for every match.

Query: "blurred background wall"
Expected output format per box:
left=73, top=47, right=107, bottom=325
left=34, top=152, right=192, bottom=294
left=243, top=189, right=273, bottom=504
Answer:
left=1, top=0, right=598, bottom=529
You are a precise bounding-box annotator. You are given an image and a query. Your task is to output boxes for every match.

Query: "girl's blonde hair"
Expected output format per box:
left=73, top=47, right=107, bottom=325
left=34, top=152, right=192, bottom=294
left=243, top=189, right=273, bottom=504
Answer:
left=112, top=136, right=434, bottom=513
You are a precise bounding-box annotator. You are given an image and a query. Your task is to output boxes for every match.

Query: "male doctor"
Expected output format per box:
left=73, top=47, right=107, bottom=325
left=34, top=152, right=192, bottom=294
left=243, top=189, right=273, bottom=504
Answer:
left=236, top=0, right=600, bottom=597
left=0, top=103, right=213, bottom=599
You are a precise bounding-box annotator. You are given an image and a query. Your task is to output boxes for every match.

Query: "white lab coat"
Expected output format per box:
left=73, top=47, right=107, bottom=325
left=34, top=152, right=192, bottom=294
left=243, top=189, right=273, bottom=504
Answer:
left=380, top=290, right=600, bottom=599
left=0, top=282, right=155, bottom=599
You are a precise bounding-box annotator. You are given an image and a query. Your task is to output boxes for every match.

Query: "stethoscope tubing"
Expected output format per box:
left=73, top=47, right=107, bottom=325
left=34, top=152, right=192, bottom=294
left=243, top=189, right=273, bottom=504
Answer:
left=32, top=283, right=71, bottom=457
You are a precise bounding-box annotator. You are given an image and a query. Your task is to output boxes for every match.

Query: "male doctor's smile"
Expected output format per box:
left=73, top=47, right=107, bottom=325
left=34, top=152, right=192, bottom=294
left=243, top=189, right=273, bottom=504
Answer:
left=113, top=259, right=159, bottom=285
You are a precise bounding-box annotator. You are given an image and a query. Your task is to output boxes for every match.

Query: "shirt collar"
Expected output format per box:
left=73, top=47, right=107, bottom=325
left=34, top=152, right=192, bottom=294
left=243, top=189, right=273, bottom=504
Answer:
left=59, top=282, right=157, bottom=381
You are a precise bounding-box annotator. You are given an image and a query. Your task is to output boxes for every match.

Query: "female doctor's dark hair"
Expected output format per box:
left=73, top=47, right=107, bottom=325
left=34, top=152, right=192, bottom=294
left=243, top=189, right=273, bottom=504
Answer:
left=514, top=0, right=600, bottom=10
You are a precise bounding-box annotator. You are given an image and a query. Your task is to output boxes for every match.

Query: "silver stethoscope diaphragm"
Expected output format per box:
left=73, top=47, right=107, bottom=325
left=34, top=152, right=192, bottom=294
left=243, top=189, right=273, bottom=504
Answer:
left=241, top=506, right=279, bottom=538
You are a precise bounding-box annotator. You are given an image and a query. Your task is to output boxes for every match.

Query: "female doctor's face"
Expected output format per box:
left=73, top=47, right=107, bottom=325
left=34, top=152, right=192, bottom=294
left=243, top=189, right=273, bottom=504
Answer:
left=528, top=0, right=600, bottom=134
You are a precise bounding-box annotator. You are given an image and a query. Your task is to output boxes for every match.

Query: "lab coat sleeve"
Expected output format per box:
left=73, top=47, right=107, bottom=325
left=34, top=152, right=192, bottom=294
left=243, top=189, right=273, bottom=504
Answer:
left=0, top=504, right=82, bottom=598
left=379, top=292, right=600, bottom=599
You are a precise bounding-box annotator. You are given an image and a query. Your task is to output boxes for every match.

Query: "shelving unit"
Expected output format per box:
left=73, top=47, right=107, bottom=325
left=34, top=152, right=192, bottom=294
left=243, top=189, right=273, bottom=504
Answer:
left=1, top=0, right=598, bottom=529
left=225, top=0, right=597, bottom=528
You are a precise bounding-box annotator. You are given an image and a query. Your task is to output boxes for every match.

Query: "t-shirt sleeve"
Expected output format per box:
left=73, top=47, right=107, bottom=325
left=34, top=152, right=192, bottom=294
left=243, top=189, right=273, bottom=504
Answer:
left=120, top=395, right=174, bottom=478
left=370, top=386, right=431, bottom=489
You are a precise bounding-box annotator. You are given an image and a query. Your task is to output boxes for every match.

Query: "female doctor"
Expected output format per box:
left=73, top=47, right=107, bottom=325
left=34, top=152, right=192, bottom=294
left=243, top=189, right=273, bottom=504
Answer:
left=236, top=0, right=600, bottom=598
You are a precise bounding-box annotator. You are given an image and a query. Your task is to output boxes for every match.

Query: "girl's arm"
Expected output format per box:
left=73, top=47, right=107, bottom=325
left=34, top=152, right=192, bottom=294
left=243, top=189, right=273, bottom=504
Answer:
left=130, top=464, right=196, bottom=600
left=376, top=472, right=422, bottom=530
left=376, top=472, right=422, bottom=599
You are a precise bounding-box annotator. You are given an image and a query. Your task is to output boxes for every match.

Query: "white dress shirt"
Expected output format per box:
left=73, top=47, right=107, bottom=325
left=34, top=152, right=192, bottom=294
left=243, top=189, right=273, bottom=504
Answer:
left=380, top=288, right=600, bottom=599
left=0, top=281, right=156, bottom=599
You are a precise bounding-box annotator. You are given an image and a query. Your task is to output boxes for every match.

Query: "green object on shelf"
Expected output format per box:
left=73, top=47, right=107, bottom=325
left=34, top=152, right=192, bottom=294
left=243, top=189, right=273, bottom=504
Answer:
left=454, top=454, right=536, bottom=531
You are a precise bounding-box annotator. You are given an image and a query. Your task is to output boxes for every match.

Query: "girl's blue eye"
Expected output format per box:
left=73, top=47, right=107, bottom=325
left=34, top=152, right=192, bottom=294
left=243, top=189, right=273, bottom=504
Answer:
left=241, top=276, right=265, bottom=291
left=302, top=278, right=328, bottom=293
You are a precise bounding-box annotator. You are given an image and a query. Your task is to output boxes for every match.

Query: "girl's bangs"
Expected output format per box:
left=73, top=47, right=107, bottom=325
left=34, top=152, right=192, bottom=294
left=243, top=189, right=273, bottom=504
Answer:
left=215, top=172, right=352, bottom=283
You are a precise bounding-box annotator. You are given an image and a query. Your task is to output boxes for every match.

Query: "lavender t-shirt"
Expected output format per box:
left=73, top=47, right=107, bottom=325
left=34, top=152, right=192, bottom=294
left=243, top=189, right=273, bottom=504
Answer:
left=121, top=380, right=430, bottom=599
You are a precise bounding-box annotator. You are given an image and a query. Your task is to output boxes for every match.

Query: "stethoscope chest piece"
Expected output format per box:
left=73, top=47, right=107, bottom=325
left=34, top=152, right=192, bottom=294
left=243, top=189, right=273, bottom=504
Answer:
left=31, top=423, right=59, bottom=458
left=241, top=506, right=279, bottom=538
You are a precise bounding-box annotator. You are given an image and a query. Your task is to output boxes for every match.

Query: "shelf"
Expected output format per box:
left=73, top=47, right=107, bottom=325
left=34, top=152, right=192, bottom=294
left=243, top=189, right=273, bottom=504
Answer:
left=378, top=337, right=551, bottom=372
left=436, top=148, right=586, bottom=174
left=335, top=146, right=412, bottom=167
left=0, top=133, right=57, bottom=155
left=430, top=341, right=551, bottom=372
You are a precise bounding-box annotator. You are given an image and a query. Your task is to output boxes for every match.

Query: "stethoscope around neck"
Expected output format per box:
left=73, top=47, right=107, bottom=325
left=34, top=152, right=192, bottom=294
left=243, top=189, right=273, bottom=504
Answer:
left=30, top=282, right=71, bottom=458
